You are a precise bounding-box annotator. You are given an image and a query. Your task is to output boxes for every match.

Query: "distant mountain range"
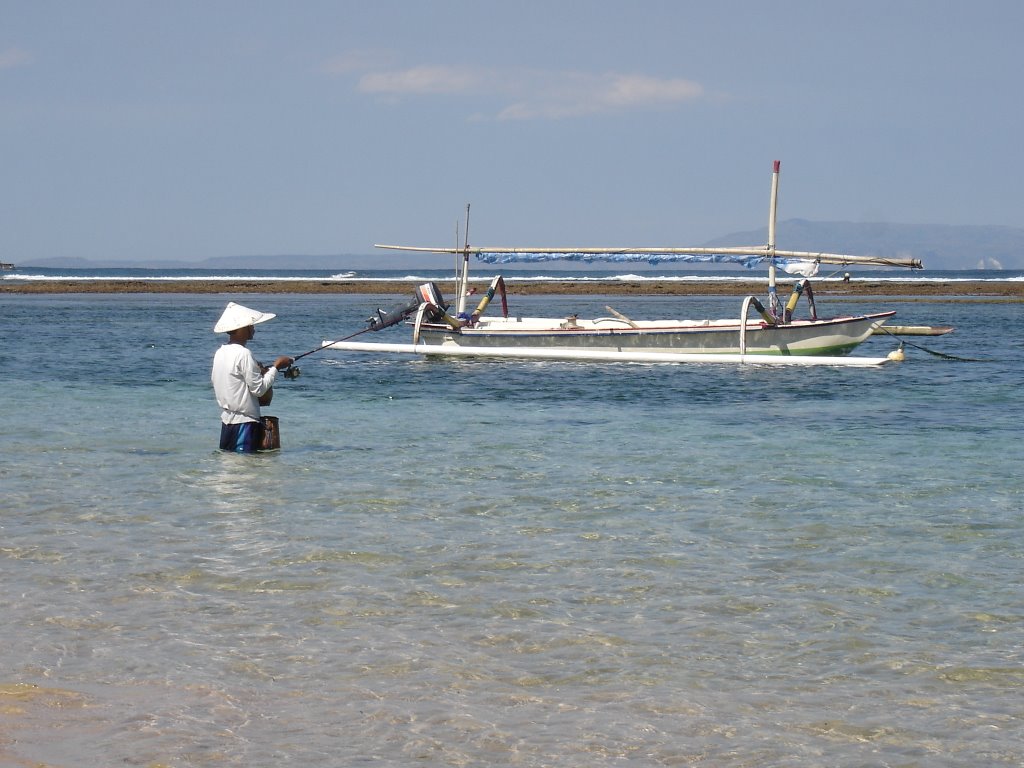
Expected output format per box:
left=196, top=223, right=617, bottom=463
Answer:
left=16, top=220, right=1024, bottom=270
left=19, top=253, right=373, bottom=271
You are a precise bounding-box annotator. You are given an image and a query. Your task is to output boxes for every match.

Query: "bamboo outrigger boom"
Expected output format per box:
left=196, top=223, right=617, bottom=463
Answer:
left=375, top=161, right=922, bottom=271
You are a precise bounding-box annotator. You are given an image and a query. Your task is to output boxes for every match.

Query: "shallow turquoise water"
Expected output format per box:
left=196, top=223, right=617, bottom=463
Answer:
left=1, top=291, right=1022, bottom=766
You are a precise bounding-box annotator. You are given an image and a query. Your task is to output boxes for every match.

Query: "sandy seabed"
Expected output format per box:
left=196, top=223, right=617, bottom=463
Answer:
left=1, top=279, right=1021, bottom=300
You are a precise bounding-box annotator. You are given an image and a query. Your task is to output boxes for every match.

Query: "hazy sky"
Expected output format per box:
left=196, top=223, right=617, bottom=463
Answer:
left=3, top=1, right=1022, bottom=263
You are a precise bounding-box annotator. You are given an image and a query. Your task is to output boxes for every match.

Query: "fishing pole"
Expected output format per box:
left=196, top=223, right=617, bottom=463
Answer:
left=279, top=327, right=373, bottom=379
left=277, top=295, right=425, bottom=379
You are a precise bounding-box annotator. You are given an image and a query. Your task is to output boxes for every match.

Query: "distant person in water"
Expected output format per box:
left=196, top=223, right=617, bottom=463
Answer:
left=211, top=302, right=293, bottom=452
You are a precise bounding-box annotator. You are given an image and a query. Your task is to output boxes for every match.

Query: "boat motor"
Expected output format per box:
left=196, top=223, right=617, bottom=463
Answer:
left=367, top=282, right=450, bottom=330
left=414, top=282, right=450, bottom=323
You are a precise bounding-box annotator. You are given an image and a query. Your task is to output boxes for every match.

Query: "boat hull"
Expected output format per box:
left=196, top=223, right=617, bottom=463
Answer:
left=414, top=312, right=895, bottom=356
left=323, top=340, right=892, bottom=366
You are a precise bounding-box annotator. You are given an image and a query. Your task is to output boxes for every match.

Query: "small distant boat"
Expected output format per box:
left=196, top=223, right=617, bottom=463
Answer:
left=0, top=262, right=14, bottom=270
left=325, top=163, right=933, bottom=367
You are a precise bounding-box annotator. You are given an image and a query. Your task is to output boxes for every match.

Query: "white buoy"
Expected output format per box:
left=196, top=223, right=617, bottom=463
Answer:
left=887, top=344, right=906, bottom=362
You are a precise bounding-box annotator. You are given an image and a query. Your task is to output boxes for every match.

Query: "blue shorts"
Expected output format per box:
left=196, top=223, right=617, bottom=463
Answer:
left=219, top=421, right=261, bottom=452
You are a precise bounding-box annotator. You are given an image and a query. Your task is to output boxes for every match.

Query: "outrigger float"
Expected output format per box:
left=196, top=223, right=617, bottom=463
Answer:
left=324, top=162, right=944, bottom=367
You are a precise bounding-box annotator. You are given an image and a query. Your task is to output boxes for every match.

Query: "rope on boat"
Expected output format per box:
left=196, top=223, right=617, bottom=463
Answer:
left=876, top=326, right=986, bottom=362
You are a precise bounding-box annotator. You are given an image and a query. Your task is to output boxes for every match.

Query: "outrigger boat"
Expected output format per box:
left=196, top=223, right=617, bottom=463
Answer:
left=325, top=162, right=926, bottom=367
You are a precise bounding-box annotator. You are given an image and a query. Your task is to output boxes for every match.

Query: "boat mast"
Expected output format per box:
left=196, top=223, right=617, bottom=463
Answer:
left=767, top=160, right=780, bottom=319
left=453, top=219, right=461, bottom=305
left=457, top=204, right=471, bottom=315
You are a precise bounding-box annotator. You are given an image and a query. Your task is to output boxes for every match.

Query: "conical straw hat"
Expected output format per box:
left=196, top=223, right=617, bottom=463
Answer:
left=213, top=302, right=277, bottom=333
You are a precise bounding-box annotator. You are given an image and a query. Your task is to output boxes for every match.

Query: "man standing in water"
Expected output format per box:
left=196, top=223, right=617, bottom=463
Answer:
left=211, top=302, right=294, bottom=452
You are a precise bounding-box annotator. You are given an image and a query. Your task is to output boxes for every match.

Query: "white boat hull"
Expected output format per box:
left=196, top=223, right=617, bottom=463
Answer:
left=322, top=340, right=892, bottom=367
left=413, top=311, right=895, bottom=357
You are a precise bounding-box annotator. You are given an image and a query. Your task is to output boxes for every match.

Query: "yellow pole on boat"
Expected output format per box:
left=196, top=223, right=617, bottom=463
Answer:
left=784, top=279, right=806, bottom=323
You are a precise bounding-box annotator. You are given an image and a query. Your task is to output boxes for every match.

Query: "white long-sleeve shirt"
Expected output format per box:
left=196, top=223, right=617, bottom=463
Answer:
left=211, top=343, right=277, bottom=424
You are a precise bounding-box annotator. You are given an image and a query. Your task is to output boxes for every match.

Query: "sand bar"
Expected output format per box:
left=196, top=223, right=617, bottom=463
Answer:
left=1, top=278, right=1021, bottom=300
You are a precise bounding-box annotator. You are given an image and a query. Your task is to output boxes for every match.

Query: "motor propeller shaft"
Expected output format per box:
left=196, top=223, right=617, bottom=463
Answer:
left=366, top=297, right=422, bottom=331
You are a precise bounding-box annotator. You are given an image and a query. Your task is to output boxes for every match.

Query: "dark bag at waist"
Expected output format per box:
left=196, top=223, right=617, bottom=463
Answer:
left=259, top=416, right=281, bottom=451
